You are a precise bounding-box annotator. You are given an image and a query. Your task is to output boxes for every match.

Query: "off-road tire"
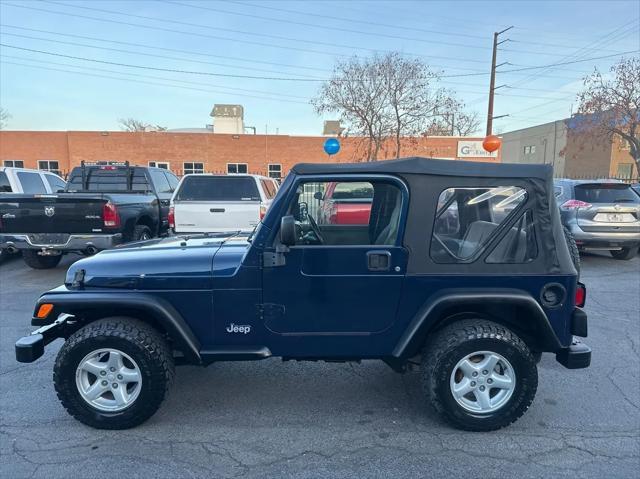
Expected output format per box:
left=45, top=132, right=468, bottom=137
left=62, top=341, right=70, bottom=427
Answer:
left=132, top=225, right=153, bottom=242
left=422, top=319, right=538, bottom=431
left=563, top=226, right=581, bottom=276
left=54, top=317, right=174, bottom=429
left=22, top=250, right=63, bottom=269
left=610, top=247, right=638, bottom=260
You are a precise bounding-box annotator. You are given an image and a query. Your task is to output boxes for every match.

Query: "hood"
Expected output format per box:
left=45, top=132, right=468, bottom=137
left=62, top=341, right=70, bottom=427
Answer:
left=65, top=232, right=252, bottom=289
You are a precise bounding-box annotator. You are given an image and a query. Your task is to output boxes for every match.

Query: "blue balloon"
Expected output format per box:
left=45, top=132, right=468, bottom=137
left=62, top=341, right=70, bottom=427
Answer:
left=323, top=138, right=340, bottom=156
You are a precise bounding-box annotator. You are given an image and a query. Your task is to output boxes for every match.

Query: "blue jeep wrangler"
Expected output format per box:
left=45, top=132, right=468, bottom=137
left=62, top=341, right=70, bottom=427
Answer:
left=15, top=158, right=590, bottom=431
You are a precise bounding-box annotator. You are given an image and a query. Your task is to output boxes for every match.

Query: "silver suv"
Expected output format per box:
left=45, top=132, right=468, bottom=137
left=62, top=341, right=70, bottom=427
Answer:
left=555, top=179, right=640, bottom=260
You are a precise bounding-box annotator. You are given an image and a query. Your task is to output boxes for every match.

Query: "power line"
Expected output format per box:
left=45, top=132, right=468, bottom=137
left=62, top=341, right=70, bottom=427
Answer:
left=0, top=60, right=311, bottom=105
left=0, top=31, right=324, bottom=79
left=2, top=1, right=490, bottom=71
left=0, top=23, right=330, bottom=74
left=0, top=54, right=311, bottom=99
left=165, top=0, right=633, bottom=59
left=1, top=43, right=635, bottom=82
left=42, top=0, right=494, bottom=59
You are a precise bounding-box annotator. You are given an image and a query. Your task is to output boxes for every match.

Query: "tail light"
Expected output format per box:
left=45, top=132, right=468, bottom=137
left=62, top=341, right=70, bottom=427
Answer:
left=561, top=199, right=592, bottom=210
left=102, top=202, right=120, bottom=228
left=168, top=206, right=175, bottom=229
left=259, top=204, right=267, bottom=220
left=575, top=282, right=586, bottom=308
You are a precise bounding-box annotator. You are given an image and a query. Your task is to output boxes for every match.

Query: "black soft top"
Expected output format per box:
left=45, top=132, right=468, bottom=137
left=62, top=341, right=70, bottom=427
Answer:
left=292, top=157, right=552, bottom=180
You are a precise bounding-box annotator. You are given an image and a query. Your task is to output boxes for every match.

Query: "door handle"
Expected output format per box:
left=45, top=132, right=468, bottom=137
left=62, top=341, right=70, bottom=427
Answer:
left=210, top=208, right=225, bottom=213
left=367, top=250, right=391, bottom=271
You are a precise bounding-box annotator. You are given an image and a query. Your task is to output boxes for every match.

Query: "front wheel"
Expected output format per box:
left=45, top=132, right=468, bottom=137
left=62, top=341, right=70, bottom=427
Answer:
left=54, top=317, right=174, bottom=429
left=610, top=247, right=638, bottom=260
left=422, top=319, right=538, bottom=431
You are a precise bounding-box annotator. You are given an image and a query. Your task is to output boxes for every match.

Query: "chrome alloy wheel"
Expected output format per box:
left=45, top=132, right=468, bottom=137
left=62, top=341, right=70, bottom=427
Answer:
left=75, top=348, right=142, bottom=412
left=449, top=351, right=516, bottom=414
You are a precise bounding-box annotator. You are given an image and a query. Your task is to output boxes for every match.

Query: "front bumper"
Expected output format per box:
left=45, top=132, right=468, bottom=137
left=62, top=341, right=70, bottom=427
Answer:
left=15, top=314, right=74, bottom=363
left=0, top=233, right=122, bottom=252
left=556, top=339, right=591, bottom=369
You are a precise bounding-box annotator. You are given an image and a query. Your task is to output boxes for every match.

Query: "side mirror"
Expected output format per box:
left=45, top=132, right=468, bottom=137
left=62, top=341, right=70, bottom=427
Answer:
left=280, top=215, right=296, bottom=246
left=313, top=191, right=323, bottom=201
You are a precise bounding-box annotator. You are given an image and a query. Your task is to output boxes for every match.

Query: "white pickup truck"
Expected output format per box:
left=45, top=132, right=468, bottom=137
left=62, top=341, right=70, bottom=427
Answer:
left=169, top=174, right=279, bottom=233
left=0, top=167, right=66, bottom=194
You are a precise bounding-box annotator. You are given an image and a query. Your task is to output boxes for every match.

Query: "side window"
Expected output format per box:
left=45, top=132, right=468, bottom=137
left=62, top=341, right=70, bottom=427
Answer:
left=17, top=171, right=47, bottom=194
left=286, top=180, right=402, bottom=246
left=164, top=171, right=180, bottom=191
left=44, top=174, right=66, bottom=192
left=0, top=171, right=12, bottom=192
left=260, top=179, right=276, bottom=199
left=430, top=186, right=528, bottom=263
left=150, top=169, right=172, bottom=194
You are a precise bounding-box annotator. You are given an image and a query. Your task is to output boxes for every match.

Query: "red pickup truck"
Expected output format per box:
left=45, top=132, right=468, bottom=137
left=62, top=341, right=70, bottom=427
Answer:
left=318, top=181, right=372, bottom=225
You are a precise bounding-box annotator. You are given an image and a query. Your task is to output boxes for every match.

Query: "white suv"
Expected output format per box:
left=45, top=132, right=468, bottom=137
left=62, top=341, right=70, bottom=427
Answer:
left=169, top=174, right=279, bottom=233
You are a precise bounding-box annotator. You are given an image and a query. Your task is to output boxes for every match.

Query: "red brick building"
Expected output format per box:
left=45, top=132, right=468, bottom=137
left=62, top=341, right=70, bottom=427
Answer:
left=0, top=131, right=501, bottom=178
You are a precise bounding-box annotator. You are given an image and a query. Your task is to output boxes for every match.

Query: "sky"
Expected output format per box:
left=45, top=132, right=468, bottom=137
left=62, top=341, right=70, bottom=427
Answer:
left=0, top=0, right=638, bottom=136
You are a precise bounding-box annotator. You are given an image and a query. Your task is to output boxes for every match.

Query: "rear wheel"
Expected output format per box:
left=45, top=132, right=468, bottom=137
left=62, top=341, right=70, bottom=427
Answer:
left=54, top=317, right=174, bottom=429
left=563, top=226, right=581, bottom=276
left=610, top=247, right=638, bottom=260
left=22, top=250, right=62, bottom=269
left=132, top=225, right=152, bottom=242
left=422, top=319, right=538, bottom=431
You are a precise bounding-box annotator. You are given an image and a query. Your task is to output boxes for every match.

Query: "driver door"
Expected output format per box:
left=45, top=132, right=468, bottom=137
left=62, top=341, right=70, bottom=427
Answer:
left=261, top=178, right=408, bottom=354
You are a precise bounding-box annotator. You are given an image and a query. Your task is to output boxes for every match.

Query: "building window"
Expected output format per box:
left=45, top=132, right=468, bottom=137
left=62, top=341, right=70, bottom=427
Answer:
left=268, top=164, right=282, bottom=179
left=149, top=161, right=170, bottom=170
left=3, top=160, right=24, bottom=168
left=38, top=160, right=61, bottom=176
left=523, top=145, right=536, bottom=155
left=183, top=162, right=204, bottom=175
left=227, top=163, right=248, bottom=174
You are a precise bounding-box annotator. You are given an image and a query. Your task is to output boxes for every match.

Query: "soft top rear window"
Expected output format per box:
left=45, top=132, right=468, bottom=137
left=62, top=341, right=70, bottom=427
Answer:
left=176, top=176, right=260, bottom=201
left=574, top=184, right=639, bottom=203
left=0, top=171, right=11, bottom=192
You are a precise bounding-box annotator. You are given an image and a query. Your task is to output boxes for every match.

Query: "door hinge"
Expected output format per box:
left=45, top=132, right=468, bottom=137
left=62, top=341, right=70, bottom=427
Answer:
left=256, top=303, right=285, bottom=320
left=262, top=244, right=289, bottom=268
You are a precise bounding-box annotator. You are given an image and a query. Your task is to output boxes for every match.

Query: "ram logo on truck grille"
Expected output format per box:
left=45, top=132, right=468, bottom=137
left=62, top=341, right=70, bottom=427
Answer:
left=44, top=206, right=55, bottom=217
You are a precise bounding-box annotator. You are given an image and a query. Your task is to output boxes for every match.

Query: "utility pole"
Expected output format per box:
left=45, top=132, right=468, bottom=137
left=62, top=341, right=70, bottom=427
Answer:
left=486, top=26, right=513, bottom=136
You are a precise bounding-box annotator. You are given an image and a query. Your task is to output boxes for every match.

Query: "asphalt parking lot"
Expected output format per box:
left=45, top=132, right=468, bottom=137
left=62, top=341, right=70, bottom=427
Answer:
left=1, top=253, right=638, bottom=478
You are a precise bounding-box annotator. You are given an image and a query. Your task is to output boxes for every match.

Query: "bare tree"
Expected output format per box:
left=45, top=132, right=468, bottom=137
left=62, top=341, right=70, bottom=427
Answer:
left=576, top=57, right=640, bottom=175
left=425, top=99, right=481, bottom=137
left=312, top=53, right=477, bottom=160
left=118, top=118, right=167, bottom=132
left=0, top=108, right=11, bottom=130
left=312, top=56, right=390, bottom=160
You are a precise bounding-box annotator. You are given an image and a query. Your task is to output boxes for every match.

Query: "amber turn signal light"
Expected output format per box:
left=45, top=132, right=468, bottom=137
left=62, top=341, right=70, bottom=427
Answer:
left=36, top=303, right=54, bottom=319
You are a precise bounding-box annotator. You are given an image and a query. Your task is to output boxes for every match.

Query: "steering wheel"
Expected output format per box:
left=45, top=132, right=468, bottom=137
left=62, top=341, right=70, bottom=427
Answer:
left=306, top=213, right=325, bottom=244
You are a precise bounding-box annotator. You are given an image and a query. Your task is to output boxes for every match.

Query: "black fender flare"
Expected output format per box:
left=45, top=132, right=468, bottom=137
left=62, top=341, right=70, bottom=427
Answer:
left=35, top=291, right=201, bottom=363
left=391, top=289, right=563, bottom=359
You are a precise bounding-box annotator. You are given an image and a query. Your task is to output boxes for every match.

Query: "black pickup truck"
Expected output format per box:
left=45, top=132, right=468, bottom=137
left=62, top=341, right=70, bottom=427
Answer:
left=0, top=162, right=179, bottom=269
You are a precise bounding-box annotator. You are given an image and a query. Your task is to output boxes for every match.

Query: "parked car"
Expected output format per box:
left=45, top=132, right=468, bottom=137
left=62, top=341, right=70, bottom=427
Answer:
left=169, top=174, right=278, bottom=233
left=555, top=179, right=640, bottom=260
left=15, top=158, right=589, bottom=431
left=0, top=167, right=67, bottom=263
left=0, top=161, right=179, bottom=269
left=317, top=181, right=373, bottom=225
left=0, top=166, right=67, bottom=194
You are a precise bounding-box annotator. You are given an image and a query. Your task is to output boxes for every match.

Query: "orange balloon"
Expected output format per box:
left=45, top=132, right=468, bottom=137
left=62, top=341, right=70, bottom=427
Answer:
left=483, top=135, right=502, bottom=153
